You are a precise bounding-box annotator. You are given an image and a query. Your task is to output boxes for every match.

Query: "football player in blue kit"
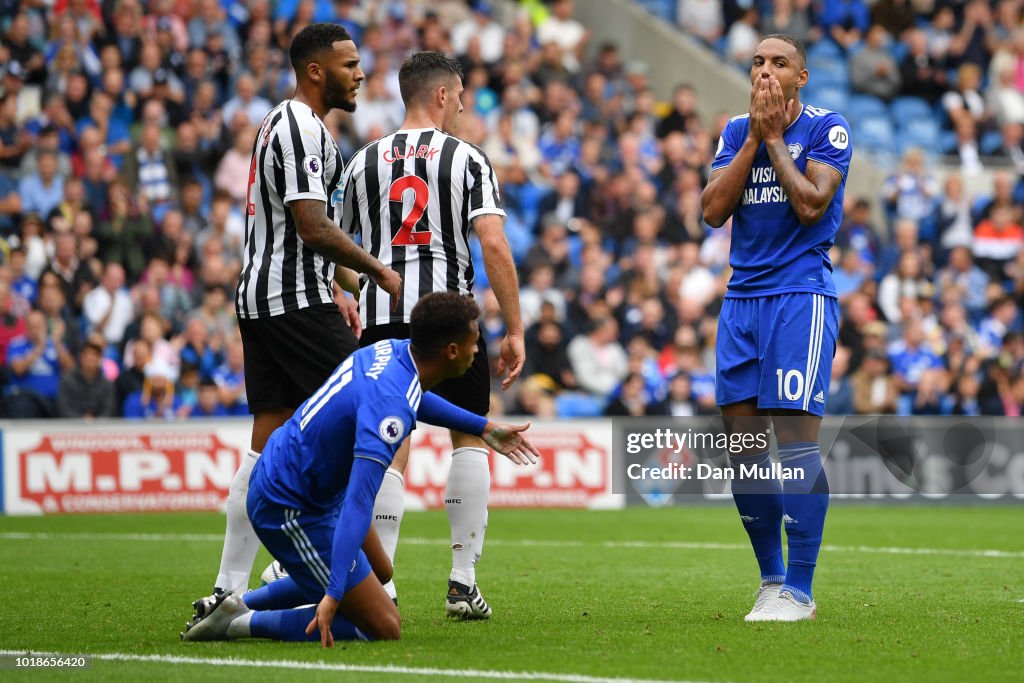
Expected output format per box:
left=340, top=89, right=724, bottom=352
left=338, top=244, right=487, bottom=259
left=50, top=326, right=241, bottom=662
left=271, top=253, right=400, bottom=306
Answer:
left=182, top=293, right=540, bottom=645
left=700, top=35, right=852, bottom=622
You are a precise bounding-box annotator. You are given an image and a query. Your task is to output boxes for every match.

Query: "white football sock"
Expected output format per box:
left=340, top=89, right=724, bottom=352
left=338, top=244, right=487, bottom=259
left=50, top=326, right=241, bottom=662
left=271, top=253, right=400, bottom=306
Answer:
left=372, top=468, right=405, bottom=601
left=215, top=450, right=260, bottom=594
left=446, top=447, right=490, bottom=587
left=372, top=468, right=405, bottom=562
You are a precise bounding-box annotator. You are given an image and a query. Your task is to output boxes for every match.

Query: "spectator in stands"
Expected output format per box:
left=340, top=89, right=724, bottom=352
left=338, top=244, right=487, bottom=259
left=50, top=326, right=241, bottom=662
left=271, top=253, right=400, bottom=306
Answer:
left=889, top=318, right=943, bottom=412
left=177, top=316, right=222, bottom=381
left=0, top=93, right=30, bottom=177
left=125, top=122, right=177, bottom=216
left=18, top=150, right=63, bottom=219
left=94, top=180, right=153, bottom=283
left=568, top=316, right=628, bottom=398
left=951, top=115, right=984, bottom=176
left=603, top=372, right=649, bottom=417
left=942, top=63, right=989, bottom=130
left=123, top=357, right=186, bottom=419
left=83, top=262, right=133, bottom=352
left=677, top=0, right=723, bottom=48
left=213, top=337, right=246, bottom=416
left=988, top=64, right=1024, bottom=126
left=0, top=163, right=21, bottom=237
left=538, top=0, right=588, bottom=71
left=882, top=149, right=939, bottom=241
left=5, top=309, right=74, bottom=418
left=725, top=7, right=760, bottom=70
left=525, top=318, right=576, bottom=390
left=760, top=0, right=815, bottom=46
left=0, top=278, right=26, bottom=379
left=825, top=345, right=855, bottom=415
left=43, top=229, right=96, bottom=314
left=878, top=250, right=931, bottom=323
left=850, top=24, right=902, bottom=100
left=871, top=0, right=915, bottom=38
left=821, top=0, right=870, bottom=51
left=979, top=296, right=1021, bottom=356
left=191, top=376, right=228, bottom=418
left=221, top=72, right=272, bottom=128
left=936, top=246, right=990, bottom=318
left=656, top=84, right=699, bottom=139
left=973, top=205, right=1023, bottom=280
left=213, top=125, right=255, bottom=204
left=57, top=336, right=116, bottom=419
left=451, top=2, right=504, bottom=63
left=350, top=72, right=404, bottom=143
left=852, top=349, right=898, bottom=414
left=645, top=372, right=695, bottom=417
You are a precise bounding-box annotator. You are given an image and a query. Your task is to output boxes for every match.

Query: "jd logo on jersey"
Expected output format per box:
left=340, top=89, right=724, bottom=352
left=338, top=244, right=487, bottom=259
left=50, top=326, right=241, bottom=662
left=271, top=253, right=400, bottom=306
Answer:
left=828, top=125, right=849, bottom=150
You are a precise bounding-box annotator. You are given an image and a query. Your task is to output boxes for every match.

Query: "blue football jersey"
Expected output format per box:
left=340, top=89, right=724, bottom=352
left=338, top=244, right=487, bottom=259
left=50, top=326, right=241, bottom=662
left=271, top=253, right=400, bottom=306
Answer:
left=256, top=339, right=422, bottom=512
left=711, top=104, right=852, bottom=298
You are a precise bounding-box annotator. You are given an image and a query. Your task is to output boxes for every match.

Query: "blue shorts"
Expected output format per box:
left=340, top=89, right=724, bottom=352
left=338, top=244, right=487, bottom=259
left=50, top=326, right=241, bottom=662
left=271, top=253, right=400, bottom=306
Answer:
left=715, top=292, right=839, bottom=417
left=248, top=463, right=372, bottom=600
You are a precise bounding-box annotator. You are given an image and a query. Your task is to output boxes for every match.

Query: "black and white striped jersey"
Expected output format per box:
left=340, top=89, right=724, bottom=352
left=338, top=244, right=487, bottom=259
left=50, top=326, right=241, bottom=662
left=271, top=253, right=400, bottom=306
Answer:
left=235, top=100, right=345, bottom=319
left=340, top=127, right=505, bottom=327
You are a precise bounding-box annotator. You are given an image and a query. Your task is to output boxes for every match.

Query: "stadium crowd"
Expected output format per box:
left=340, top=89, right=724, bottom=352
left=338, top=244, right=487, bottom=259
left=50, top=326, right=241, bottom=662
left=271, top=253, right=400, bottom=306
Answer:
left=0, top=0, right=1021, bottom=421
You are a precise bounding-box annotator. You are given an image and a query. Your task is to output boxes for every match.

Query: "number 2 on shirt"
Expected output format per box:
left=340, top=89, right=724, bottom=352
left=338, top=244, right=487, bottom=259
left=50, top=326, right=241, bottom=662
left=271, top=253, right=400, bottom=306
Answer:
left=389, top=176, right=431, bottom=246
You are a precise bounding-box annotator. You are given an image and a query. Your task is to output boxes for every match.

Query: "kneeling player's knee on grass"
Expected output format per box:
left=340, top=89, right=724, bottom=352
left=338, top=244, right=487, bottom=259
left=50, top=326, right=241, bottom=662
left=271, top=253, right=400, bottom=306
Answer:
left=373, top=612, right=401, bottom=641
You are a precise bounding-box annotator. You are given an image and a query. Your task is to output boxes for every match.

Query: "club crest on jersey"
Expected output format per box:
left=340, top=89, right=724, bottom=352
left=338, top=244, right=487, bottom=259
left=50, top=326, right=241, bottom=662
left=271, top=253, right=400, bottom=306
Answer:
left=378, top=416, right=405, bottom=444
left=302, top=154, right=323, bottom=179
left=787, top=142, right=804, bottom=160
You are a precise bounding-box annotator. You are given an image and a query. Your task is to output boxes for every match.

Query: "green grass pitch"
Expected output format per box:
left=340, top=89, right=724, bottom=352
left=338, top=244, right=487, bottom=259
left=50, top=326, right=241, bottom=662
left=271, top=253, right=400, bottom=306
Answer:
left=0, top=506, right=1021, bottom=682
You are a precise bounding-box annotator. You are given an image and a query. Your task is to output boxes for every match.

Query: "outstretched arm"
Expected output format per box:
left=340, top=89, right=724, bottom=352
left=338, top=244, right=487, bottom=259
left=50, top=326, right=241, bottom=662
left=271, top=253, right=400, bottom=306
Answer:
left=417, top=392, right=539, bottom=465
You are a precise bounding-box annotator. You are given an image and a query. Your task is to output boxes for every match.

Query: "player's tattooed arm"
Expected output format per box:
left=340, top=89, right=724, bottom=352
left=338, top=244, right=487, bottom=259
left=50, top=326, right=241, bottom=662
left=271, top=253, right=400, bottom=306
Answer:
left=700, top=141, right=760, bottom=227
left=763, top=144, right=842, bottom=225
left=291, top=199, right=402, bottom=309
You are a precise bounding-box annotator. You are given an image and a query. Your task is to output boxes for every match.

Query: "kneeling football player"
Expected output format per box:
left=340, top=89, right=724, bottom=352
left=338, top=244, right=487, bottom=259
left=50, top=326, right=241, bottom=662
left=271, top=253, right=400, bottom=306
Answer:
left=183, top=293, right=539, bottom=645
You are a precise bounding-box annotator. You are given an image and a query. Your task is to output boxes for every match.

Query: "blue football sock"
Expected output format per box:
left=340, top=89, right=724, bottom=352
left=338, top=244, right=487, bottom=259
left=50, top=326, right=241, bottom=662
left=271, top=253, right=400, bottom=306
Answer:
left=729, top=451, right=785, bottom=584
left=250, top=606, right=371, bottom=642
left=779, top=441, right=830, bottom=604
left=243, top=576, right=319, bottom=611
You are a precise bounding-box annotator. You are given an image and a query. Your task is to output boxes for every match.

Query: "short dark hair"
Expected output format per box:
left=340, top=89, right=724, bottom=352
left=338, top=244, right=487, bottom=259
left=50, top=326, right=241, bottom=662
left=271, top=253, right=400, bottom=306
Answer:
left=398, top=51, right=463, bottom=105
left=760, top=33, right=807, bottom=68
left=410, top=292, right=480, bottom=356
left=289, top=23, right=353, bottom=74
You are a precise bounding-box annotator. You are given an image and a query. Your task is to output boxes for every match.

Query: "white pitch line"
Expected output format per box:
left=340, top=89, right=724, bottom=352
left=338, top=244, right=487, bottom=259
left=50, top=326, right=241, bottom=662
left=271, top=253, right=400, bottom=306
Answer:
left=0, top=650, right=709, bottom=683
left=1, top=532, right=1022, bottom=559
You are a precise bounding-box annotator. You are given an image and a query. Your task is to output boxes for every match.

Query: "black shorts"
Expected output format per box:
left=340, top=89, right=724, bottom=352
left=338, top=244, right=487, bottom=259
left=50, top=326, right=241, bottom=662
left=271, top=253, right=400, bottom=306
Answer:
left=239, top=304, right=358, bottom=414
left=359, top=322, right=490, bottom=416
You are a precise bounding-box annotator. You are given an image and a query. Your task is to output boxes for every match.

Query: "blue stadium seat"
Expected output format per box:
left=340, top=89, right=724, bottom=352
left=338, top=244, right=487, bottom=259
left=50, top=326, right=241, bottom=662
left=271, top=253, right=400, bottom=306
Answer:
left=898, top=117, right=942, bottom=154
left=855, top=114, right=896, bottom=152
left=939, top=130, right=959, bottom=154
left=807, top=58, right=849, bottom=89
left=554, top=393, right=606, bottom=418
left=848, top=94, right=888, bottom=118
left=980, top=130, right=1004, bottom=156
left=890, top=96, right=934, bottom=122
left=807, top=39, right=842, bottom=61
left=804, top=86, right=850, bottom=114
